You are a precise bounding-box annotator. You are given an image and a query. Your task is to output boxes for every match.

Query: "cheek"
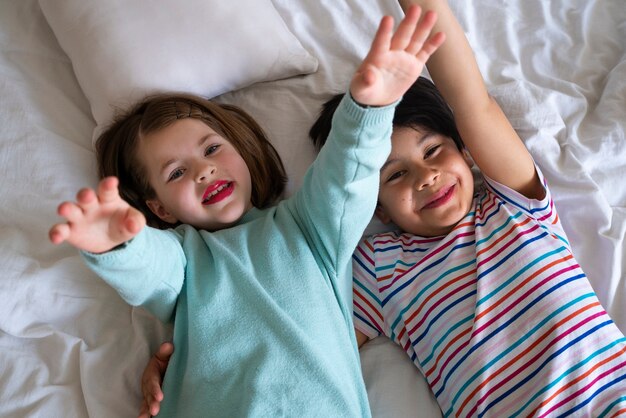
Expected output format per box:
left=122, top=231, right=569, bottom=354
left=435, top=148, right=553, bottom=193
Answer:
left=381, top=190, right=410, bottom=211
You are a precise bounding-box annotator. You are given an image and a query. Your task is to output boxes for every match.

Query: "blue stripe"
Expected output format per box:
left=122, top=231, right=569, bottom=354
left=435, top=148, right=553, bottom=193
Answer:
left=352, top=252, right=375, bottom=280
left=487, top=180, right=550, bottom=216
left=478, top=320, right=613, bottom=417
left=353, top=278, right=382, bottom=307
left=556, top=366, right=626, bottom=418
left=421, top=314, right=474, bottom=369
left=474, top=199, right=506, bottom=228
left=374, top=244, right=430, bottom=254
left=511, top=337, right=626, bottom=417
left=408, top=289, right=477, bottom=346
left=475, top=231, right=549, bottom=282
left=434, top=273, right=585, bottom=398
left=388, top=258, right=475, bottom=335
left=597, top=395, right=626, bottom=418
left=353, top=311, right=381, bottom=336
left=476, top=246, right=568, bottom=308
left=442, top=293, right=597, bottom=417
left=376, top=259, right=416, bottom=272
left=382, top=239, right=475, bottom=306
left=474, top=210, right=523, bottom=247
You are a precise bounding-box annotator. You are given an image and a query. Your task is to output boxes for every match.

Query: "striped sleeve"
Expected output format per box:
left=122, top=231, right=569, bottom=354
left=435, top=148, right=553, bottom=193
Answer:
left=483, top=164, right=569, bottom=246
left=352, top=237, right=385, bottom=339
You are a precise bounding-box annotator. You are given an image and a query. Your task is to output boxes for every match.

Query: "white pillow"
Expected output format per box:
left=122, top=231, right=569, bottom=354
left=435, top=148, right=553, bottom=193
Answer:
left=38, top=0, right=318, bottom=136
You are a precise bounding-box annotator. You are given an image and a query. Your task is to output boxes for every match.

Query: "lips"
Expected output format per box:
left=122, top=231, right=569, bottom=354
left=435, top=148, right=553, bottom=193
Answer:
left=202, top=181, right=234, bottom=205
left=422, top=184, right=455, bottom=210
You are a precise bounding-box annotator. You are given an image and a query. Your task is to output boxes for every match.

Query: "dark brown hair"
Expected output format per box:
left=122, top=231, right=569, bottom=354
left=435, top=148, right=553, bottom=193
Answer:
left=309, top=76, right=463, bottom=151
left=95, top=93, right=287, bottom=229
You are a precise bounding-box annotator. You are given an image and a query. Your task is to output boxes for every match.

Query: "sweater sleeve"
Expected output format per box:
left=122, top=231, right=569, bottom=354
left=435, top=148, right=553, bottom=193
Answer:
left=80, top=227, right=187, bottom=323
left=290, top=94, right=396, bottom=306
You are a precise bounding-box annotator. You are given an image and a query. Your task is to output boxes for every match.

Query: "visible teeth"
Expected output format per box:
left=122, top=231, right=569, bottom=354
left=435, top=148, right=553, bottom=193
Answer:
left=203, top=183, right=228, bottom=202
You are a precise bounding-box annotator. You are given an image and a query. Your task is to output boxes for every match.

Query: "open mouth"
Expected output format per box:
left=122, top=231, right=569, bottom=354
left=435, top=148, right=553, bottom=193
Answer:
left=202, top=181, right=234, bottom=205
left=422, top=184, right=455, bottom=210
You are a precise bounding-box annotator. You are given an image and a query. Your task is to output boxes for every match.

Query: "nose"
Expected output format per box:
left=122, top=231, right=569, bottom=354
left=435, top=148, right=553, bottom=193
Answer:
left=195, top=163, right=216, bottom=183
left=415, top=167, right=439, bottom=190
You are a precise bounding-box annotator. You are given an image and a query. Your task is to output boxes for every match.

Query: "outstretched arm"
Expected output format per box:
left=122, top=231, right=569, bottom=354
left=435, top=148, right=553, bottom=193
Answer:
left=399, top=0, right=543, bottom=199
left=49, top=176, right=146, bottom=253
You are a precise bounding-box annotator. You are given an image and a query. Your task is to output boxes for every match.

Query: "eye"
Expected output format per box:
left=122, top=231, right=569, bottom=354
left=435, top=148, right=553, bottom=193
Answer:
left=424, top=144, right=441, bottom=159
left=386, top=170, right=406, bottom=183
left=167, top=168, right=185, bottom=182
left=205, top=144, right=220, bottom=156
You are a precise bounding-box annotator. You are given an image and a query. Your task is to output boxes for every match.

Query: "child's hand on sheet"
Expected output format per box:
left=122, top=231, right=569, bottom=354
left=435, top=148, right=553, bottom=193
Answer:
left=138, top=342, right=174, bottom=418
left=49, top=176, right=146, bottom=254
left=350, top=5, right=444, bottom=107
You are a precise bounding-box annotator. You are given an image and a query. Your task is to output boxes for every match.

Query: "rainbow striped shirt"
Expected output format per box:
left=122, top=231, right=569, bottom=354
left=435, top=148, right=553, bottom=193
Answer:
left=353, top=169, right=626, bottom=417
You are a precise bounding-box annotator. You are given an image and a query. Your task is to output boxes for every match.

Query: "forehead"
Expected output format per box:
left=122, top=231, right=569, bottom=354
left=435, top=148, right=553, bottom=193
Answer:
left=389, top=126, right=434, bottom=152
left=142, top=118, right=216, bottom=149
left=138, top=119, right=217, bottom=168
left=392, top=126, right=427, bottom=141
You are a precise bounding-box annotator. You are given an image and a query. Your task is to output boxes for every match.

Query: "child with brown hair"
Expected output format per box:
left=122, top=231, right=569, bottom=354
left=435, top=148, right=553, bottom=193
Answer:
left=49, top=7, right=444, bottom=417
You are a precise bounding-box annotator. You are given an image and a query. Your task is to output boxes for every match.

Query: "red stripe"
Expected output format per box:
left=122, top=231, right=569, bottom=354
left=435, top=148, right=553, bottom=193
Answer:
left=354, top=298, right=383, bottom=334
left=425, top=326, right=473, bottom=377
left=466, top=310, right=607, bottom=417
left=353, top=288, right=383, bottom=323
left=471, top=263, right=579, bottom=340
left=475, top=223, right=541, bottom=270
left=456, top=301, right=600, bottom=416
left=473, top=255, right=574, bottom=325
left=380, top=230, right=475, bottom=292
left=529, top=343, right=626, bottom=416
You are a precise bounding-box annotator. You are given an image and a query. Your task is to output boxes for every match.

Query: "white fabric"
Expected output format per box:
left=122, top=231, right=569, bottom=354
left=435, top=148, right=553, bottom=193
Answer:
left=0, top=0, right=625, bottom=417
left=37, top=0, right=318, bottom=137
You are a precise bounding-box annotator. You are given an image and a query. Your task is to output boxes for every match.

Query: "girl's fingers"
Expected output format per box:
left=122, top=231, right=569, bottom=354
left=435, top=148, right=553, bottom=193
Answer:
left=390, top=4, right=422, bottom=51
left=123, top=207, right=146, bottom=236
left=58, top=201, right=85, bottom=221
left=75, top=187, right=98, bottom=213
left=97, top=176, right=121, bottom=204
left=49, top=223, right=69, bottom=244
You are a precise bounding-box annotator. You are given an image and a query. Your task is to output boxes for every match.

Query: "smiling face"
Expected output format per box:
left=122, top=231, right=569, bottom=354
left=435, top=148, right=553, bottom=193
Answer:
left=138, top=118, right=253, bottom=231
left=376, top=126, right=475, bottom=237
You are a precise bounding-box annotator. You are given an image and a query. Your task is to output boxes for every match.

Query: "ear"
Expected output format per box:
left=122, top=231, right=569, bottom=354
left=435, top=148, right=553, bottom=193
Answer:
left=375, top=203, right=392, bottom=224
left=145, top=199, right=178, bottom=224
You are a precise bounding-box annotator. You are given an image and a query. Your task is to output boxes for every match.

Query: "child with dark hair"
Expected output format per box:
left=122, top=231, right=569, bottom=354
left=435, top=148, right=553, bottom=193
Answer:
left=342, top=0, right=626, bottom=415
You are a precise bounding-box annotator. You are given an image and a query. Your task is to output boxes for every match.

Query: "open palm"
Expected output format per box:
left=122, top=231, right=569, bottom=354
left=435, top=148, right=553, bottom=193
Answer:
left=49, top=176, right=146, bottom=254
left=351, top=6, right=445, bottom=107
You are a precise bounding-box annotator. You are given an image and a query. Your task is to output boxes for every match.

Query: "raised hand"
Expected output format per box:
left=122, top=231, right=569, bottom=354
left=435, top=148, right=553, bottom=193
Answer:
left=350, top=5, right=445, bottom=107
left=49, top=176, right=146, bottom=254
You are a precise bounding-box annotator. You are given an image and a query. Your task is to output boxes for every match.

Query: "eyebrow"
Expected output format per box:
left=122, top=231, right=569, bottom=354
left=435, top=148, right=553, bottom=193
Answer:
left=159, top=134, right=217, bottom=173
left=380, top=131, right=434, bottom=172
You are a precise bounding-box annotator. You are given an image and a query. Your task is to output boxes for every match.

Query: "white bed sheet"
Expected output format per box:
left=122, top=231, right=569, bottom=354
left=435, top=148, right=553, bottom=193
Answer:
left=0, top=0, right=624, bottom=417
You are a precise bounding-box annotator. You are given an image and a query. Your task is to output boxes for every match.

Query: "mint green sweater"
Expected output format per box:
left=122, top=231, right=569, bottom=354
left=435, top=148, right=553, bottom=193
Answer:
left=82, top=95, right=395, bottom=417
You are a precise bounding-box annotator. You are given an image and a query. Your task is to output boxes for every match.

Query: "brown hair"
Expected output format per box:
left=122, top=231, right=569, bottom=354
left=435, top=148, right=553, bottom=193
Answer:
left=95, top=93, right=287, bottom=229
